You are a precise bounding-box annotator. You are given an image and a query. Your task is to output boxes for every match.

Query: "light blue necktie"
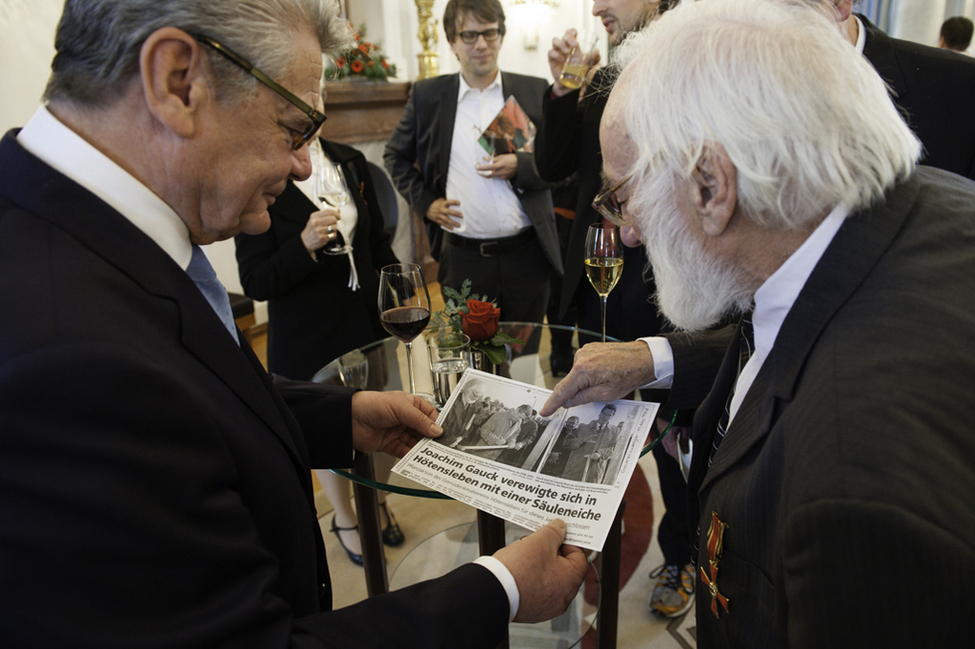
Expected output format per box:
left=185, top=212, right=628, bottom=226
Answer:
left=186, top=244, right=239, bottom=344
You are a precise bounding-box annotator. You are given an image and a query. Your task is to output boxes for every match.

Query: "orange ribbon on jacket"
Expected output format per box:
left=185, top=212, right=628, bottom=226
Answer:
left=699, top=511, right=730, bottom=618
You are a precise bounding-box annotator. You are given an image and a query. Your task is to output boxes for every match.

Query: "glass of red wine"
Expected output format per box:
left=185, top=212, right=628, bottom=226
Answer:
left=378, top=263, right=432, bottom=395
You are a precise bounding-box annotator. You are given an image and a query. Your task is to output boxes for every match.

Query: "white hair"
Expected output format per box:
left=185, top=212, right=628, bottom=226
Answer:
left=609, top=0, right=920, bottom=230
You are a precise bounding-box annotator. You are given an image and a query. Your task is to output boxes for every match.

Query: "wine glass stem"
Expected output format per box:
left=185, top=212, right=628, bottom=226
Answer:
left=404, top=341, right=416, bottom=394
left=600, top=295, right=608, bottom=343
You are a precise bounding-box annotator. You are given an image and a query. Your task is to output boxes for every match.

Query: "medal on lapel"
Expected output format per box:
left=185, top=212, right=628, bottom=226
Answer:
left=700, top=511, right=730, bottom=618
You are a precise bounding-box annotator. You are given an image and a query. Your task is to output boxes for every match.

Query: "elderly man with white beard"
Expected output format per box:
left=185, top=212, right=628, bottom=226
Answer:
left=544, top=0, right=975, bottom=646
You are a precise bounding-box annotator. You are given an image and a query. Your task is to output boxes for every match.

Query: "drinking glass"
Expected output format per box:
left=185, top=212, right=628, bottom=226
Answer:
left=314, top=154, right=352, bottom=256
left=559, top=31, right=599, bottom=90
left=338, top=350, right=369, bottom=389
left=378, top=263, right=432, bottom=395
left=425, top=330, right=470, bottom=408
left=475, top=132, right=496, bottom=177
left=584, top=223, right=624, bottom=342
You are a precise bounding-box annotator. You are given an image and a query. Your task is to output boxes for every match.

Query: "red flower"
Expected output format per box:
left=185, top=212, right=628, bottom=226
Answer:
left=358, top=43, right=370, bottom=54
left=351, top=59, right=364, bottom=73
left=336, top=57, right=346, bottom=68
left=461, top=299, right=500, bottom=341
left=382, top=60, right=389, bottom=69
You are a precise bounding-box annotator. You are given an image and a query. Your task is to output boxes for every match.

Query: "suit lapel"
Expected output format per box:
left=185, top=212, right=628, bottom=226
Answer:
left=438, top=75, right=460, bottom=175
left=2, top=133, right=305, bottom=464
left=859, top=14, right=908, bottom=100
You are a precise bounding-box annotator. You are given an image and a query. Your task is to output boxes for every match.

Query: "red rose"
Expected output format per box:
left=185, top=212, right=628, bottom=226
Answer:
left=351, top=59, right=364, bottom=73
left=461, top=299, right=500, bottom=341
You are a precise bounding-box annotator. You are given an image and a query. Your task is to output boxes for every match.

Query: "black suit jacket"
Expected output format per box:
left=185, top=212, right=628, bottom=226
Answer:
left=686, top=168, right=975, bottom=647
left=0, top=130, right=509, bottom=648
left=235, top=139, right=399, bottom=380
left=535, top=70, right=663, bottom=338
left=384, top=72, right=562, bottom=273
left=860, top=14, right=975, bottom=179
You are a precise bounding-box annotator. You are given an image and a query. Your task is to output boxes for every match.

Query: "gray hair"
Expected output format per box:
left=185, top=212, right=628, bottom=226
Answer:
left=609, top=0, right=920, bottom=229
left=44, top=0, right=352, bottom=107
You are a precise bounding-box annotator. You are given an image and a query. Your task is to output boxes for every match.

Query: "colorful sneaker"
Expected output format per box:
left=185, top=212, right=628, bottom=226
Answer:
left=648, top=563, right=695, bottom=618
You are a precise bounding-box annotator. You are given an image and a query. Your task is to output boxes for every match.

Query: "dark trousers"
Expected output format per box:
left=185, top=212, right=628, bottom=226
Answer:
left=438, top=234, right=552, bottom=326
left=652, top=437, right=693, bottom=566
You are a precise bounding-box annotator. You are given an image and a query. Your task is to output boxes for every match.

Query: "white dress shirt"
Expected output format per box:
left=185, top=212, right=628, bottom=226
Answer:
left=445, top=72, right=531, bottom=239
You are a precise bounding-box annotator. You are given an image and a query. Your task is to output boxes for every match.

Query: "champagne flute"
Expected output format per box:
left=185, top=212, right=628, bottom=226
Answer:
left=314, top=155, right=352, bottom=256
left=584, top=223, right=624, bottom=342
left=378, top=263, right=432, bottom=395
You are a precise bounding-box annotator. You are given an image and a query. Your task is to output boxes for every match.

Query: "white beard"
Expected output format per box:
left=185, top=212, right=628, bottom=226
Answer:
left=633, top=172, right=754, bottom=333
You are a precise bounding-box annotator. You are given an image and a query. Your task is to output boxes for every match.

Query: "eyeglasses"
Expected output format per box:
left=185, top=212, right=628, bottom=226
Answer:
left=194, top=34, right=326, bottom=150
left=592, top=173, right=633, bottom=227
left=458, top=28, right=501, bottom=44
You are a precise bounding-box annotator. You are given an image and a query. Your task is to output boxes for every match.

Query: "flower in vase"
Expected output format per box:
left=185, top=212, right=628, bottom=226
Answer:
left=461, top=299, right=500, bottom=341
left=325, top=24, right=398, bottom=82
left=430, top=280, right=522, bottom=366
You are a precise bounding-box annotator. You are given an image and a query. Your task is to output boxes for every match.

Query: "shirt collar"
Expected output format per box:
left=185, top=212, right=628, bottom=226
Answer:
left=853, top=15, right=866, bottom=54
left=457, top=70, right=502, bottom=103
left=751, top=203, right=849, bottom=359
left=17, top=106, right=194, bottom=269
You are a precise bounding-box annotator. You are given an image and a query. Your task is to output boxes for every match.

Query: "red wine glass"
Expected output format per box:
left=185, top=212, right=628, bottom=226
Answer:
left=378, top=263, right=432, bottom=394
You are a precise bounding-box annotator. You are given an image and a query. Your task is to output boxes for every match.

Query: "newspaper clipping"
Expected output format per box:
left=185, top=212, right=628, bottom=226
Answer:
left=392, top=370, right=659, bottom=551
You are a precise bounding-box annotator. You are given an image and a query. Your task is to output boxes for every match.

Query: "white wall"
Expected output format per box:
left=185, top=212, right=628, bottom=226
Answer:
left=351, top=0, right=606, bottom=84
left=0, top=0, right=61, bottom=135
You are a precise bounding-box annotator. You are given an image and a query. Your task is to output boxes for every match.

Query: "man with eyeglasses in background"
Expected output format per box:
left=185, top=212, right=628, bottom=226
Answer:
left=385, top=0, right=562, bottom=328
left=0, top=0, right=589, bottom=646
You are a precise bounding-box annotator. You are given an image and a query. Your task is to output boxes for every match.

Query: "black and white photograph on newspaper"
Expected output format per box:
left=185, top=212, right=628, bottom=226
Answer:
left=392, top=370, right=659, bottom=551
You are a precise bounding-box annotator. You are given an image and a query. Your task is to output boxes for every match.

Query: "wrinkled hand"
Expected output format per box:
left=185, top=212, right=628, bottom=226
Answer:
left=300, top=209, right=340, bottom=254
left=475, top=153, right=518, bottom=180
left=493, top=519, right=589, bottom=623
left=540, top=341, right=657, bottom=416
left=427, top=198, right=463, bottom=230
left=350, top=391, right=442, bottom=458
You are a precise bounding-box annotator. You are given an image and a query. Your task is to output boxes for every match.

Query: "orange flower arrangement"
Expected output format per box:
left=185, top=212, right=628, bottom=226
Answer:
left=326, top=24, right=397, bottom=82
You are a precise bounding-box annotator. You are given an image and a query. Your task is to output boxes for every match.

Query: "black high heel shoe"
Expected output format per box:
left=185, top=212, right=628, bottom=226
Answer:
left=330, top=515, right=363, bottom=566
left=378, top=501, right=404, bottom=547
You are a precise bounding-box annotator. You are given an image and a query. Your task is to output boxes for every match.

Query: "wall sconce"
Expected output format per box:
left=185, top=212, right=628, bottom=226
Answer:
left=509, top=0, right=560, bottom=51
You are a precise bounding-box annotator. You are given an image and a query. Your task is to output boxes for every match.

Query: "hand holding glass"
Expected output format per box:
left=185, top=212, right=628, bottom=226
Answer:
left=559, top=31, right=599, bottom=90
left=378, top=264, right=432, bottom=395
left=314, top=157, right=352, bottom=255
left=475, top=133, right=496, bottom=177
left=584, top=223, right=624, bottom=342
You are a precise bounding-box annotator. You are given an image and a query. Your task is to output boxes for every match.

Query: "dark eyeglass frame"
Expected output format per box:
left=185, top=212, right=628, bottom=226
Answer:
left=592, top=173, right=634, bottom=227
left=458, top=28, right=502, bottom=44
left=193, top=34, right=326, bottom=150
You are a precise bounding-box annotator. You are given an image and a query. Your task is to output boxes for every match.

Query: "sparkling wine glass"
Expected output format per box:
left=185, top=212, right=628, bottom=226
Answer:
left=584, top=223, right=624, bottom=342
left=314, top=155, right=352, bottom=256
left=378, top=263, right=432, bottom=395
